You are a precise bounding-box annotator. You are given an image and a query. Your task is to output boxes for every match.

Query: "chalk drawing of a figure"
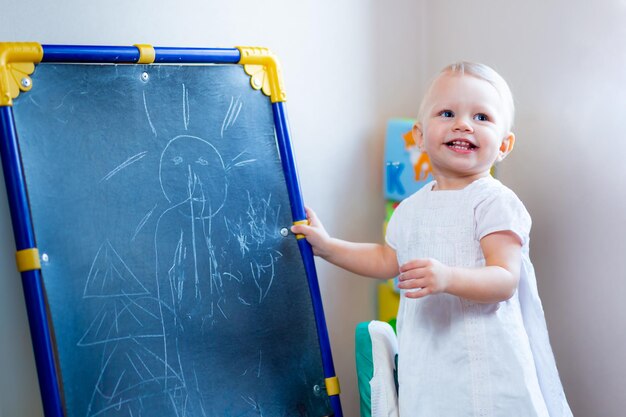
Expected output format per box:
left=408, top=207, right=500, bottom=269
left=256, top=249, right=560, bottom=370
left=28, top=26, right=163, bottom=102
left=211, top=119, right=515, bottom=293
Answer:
left=156, top=134, right=228, bottom=322
left=152, top=134, right=231, bottom=413
left=152, top=133, right=283, bottom=415
left=80, top=85, right=286, bottom=416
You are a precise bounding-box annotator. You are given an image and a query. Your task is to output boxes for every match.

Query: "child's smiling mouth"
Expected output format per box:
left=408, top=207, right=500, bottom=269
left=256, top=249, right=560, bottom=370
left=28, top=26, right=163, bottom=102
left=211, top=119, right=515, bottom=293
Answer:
left=445, top=139, right=478, bottom=153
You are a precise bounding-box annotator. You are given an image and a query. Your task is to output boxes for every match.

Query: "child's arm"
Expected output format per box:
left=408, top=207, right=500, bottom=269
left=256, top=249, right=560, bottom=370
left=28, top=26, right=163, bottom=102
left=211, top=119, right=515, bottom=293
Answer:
left=291, top=207, right=399, bottom=280
left=397, top=231, right=521, bottom=303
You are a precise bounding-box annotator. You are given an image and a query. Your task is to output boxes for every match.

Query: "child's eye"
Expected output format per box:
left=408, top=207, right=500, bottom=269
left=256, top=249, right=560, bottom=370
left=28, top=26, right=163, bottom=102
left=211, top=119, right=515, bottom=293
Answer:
left=474, top=113, right=489, bottom=121
left=439, top=110, right=454, bottom=118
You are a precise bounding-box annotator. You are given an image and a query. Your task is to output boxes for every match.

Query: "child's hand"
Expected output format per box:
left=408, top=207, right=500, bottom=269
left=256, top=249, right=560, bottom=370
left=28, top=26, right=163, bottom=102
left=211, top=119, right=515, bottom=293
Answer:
left=398, top=258, right=453, bottom=299
left=290, top=207, right=332, bottom=257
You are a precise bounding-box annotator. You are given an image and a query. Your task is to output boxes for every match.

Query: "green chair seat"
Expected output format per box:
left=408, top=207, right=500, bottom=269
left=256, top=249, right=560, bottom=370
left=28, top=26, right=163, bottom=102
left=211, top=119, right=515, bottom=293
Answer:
left=355, top=321, right=399, bottom=417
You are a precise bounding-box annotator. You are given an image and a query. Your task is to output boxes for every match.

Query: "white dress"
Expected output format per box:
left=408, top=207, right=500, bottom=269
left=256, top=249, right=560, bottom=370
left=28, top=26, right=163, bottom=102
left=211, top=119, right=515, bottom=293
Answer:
left=385, top=176, right=572, bottom=417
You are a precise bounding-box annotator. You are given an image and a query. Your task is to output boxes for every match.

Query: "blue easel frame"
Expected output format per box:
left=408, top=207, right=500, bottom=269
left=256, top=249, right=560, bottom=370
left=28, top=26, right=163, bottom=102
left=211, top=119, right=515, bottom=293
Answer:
left=0, top=43, right=343, bottom=417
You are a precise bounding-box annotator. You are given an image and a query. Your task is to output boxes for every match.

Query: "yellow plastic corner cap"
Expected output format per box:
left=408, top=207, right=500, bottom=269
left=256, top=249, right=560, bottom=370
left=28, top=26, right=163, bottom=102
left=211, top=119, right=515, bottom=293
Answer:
left=236, top=46, right=286, bottom=103
left=0, top=42, right=43, bottom=106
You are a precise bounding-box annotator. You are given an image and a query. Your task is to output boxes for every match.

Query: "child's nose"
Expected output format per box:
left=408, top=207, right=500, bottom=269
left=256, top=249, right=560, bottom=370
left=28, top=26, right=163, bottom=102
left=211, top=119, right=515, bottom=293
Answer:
left=452, top=117, right=473, bottom=133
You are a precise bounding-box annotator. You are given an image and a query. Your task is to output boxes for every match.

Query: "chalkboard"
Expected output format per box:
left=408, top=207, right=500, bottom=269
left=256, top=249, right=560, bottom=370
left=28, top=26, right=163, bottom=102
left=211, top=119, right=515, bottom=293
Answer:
left=11, top=63, right=332, bottom=417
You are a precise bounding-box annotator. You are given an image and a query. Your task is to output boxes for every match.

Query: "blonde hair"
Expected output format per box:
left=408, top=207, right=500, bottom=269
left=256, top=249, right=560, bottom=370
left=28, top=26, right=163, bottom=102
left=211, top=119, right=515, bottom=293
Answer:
left=417, top=62, right=515, bottom=131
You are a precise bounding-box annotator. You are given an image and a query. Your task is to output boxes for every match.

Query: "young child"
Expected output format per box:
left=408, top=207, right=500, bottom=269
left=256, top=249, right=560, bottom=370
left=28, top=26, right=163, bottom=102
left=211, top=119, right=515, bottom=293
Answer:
left=292, top=62, right=573, bottom=416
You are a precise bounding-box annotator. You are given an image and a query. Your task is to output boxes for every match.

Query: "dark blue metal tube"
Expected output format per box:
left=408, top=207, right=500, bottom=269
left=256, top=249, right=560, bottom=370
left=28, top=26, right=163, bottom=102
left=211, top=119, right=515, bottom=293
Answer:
left=0, top=108, right=36, bottom=248
left=154, top=47, right=240, bottom=63
left=298, top=239, right=343, bottom=417
left=41, top=44, right=241, bottom=64
left=42, top=44, right=139, bottom=63
left=296, top=235, right=336, bottom=377
left=272, top=102, right=343, bottom=416
left=20, top=269, right=64, bottom=417
left=271, top=103, right=306, bottom=221
left=330, top=395, right=344, bottom=417
left=0, top=107, right=64, bottom=417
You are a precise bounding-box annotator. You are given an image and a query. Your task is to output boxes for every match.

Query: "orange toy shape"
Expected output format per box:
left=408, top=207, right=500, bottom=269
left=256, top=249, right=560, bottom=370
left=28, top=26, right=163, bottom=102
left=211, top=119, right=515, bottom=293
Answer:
left=402, top=130, right=432, bottom=181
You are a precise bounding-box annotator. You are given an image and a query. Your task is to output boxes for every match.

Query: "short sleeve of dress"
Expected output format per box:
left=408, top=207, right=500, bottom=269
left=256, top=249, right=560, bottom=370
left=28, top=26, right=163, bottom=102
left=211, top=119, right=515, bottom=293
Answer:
left=475, top=187, right=532, bottom=246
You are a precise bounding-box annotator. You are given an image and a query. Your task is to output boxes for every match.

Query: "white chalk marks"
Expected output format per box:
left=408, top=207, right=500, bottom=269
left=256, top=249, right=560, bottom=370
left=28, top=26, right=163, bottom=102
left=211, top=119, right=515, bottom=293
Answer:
left=228, top=151, right=257, bottom=171
left=182, top=84, right=190, bottom=131
left=142, top=91, right=157, bottom=137
left=221, top=96, right=243, bottom=138
left=84, top=241, right=149, bottom=298
left=78, top=81, right=287, bottom=416
left=101, top=152, right=148, bottom=182
left=132, top=204, right=158, bottom=241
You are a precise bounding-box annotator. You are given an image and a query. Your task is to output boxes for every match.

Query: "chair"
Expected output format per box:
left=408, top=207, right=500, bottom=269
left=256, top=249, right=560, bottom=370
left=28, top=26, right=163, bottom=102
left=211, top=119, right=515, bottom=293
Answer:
left=355, top=321, right=399, bottom=417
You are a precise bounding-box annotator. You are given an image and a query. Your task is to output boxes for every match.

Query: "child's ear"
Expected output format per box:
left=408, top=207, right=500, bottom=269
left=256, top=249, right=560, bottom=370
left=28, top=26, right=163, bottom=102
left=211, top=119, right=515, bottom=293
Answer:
left=413, top=122, right=424, bottom=151
left=497, top=133, right=515, bottom=162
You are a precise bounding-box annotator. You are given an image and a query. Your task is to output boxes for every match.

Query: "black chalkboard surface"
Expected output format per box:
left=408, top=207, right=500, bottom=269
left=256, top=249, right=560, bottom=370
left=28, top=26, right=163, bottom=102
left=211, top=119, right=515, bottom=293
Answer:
left=12, top=63, right=332, bottom=417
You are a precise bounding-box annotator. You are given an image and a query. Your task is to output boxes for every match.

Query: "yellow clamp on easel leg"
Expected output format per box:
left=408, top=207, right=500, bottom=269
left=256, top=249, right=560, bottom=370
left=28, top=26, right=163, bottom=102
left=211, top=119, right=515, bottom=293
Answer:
left=325, top=376, right=341, bottom=396
left=292, top=219, right=309, bottom=240
left=133, top=44, right=155, bottom=64
left=15, top=248, right=41, bottom=272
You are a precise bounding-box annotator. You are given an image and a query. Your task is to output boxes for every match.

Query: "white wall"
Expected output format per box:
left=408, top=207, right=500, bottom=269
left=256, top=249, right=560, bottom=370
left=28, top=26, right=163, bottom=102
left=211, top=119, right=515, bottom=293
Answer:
left=419, top=1, right=626, bottom=416
left=0, top=1, right=422, bottom=416
left=3, top=1, right=622, bottom=417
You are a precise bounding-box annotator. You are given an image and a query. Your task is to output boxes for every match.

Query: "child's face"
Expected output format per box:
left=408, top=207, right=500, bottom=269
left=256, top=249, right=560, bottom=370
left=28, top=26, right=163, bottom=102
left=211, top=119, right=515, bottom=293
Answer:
left=414, top=73, right=514, bottom=182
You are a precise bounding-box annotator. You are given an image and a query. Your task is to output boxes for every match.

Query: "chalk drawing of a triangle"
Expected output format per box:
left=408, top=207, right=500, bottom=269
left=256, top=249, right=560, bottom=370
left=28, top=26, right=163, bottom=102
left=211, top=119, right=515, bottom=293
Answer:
left=77, top=297, right=163, bottom=346
left=84, top=240, right=149, bottom=298
left=84, top=344, right=185, bottom=417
